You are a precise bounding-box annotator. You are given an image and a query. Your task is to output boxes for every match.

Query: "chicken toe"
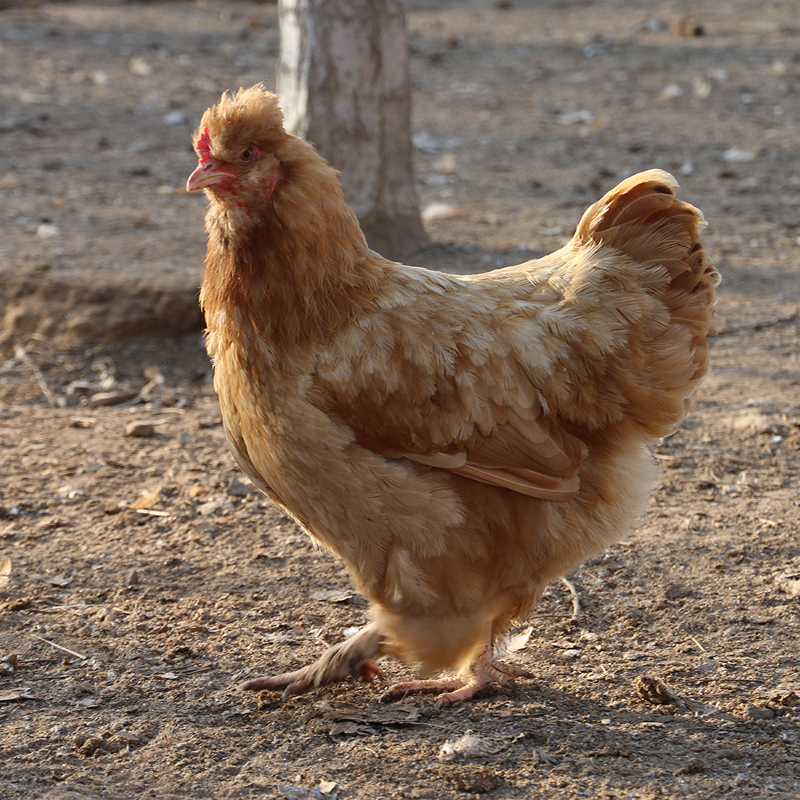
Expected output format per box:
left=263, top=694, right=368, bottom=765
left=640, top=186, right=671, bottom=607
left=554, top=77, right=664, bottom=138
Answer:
left=382, top=677, right=466, bottom=703
left=384, top=651, right=532, bottom=705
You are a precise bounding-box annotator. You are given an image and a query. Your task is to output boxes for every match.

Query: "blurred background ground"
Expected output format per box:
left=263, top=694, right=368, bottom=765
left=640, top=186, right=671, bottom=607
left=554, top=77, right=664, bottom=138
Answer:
left=1, top=2, right=799, bottom=799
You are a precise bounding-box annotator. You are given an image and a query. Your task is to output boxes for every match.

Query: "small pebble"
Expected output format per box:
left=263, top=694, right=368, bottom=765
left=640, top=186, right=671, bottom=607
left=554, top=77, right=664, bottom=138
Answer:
left=125, top=422, right=156, bottom=438
left=129, top=56, right=153, bottom=76
left=36, top=223, right=60, bottom=238
left=123, top=568, right=140, bottom=586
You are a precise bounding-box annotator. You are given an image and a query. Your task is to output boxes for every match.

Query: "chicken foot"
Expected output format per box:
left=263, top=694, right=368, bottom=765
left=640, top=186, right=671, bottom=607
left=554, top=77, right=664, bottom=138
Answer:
left=383, top=650, right=532, bottom=706
left=241, top=623, right=383, bottom=699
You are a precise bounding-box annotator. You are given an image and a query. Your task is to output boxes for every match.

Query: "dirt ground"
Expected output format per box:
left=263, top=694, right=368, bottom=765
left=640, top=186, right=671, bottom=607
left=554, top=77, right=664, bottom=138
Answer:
left=2, top=1, right=800, bottom=798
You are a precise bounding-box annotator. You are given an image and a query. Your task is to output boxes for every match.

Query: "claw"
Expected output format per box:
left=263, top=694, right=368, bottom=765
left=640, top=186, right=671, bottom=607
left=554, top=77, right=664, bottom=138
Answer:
left=358, top=660, right=382, bottom=683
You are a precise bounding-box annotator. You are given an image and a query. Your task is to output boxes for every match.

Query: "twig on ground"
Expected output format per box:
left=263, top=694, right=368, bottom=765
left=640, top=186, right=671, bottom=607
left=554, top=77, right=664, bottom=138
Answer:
left=30, top=633, right=88, bottom=661
left=561, top=577, right=582, bottom=624
left=690, top=636, right=707, bottom=653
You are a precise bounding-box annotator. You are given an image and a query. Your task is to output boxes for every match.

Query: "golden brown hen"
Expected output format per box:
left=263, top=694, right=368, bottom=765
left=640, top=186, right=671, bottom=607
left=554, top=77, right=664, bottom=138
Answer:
left=187, top=85, right=718, bottom=704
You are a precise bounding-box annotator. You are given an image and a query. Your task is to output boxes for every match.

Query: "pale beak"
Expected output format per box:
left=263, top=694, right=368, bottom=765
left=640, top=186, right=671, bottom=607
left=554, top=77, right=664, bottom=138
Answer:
left=186, top=161, right=226, bottom=192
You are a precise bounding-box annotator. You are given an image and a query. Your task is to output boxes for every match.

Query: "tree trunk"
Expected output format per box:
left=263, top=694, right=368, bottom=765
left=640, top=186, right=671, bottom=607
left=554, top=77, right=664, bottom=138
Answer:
left=278, top=0, right=427, bottom=259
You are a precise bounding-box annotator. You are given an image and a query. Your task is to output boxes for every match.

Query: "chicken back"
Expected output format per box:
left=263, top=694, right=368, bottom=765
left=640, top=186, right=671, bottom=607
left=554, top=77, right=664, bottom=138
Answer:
left=187, top=86, right=719, bottom=704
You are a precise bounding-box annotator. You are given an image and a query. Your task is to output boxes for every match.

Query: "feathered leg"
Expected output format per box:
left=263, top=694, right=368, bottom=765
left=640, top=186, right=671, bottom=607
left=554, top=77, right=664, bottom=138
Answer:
left=241, top=623, right=383, bottom=699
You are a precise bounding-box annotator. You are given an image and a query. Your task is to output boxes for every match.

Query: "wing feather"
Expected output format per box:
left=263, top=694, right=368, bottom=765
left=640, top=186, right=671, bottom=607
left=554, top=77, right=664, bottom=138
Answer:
left=315, top=269, right=587, bottom=501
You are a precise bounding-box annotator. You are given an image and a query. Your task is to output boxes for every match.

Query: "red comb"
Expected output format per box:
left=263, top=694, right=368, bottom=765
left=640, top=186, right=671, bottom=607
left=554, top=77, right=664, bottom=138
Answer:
left=196, top=126, right=212, bottom=162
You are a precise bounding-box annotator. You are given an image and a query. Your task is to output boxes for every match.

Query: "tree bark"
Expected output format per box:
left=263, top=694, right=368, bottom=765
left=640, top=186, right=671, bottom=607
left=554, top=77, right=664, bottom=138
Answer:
left=278, top=0, right=427, bottom=259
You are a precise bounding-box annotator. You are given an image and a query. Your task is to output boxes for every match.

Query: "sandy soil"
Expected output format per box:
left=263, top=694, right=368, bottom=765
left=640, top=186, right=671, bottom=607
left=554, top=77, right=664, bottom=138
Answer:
left=1, top=2, right=799, bottom=799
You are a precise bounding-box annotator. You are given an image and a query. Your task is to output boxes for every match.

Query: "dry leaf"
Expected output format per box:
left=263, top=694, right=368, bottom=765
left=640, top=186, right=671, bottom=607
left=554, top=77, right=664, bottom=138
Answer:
left=317, top=700, right=420, bottom=726
left=0, top=171, right=22, bottom=190
left=777, top=572, right=800, bottom=597
left=0, top=556, right=11, bottom=590
left=42, top=574, right=72, bottom=587
left=0, top=688, right=36, bottom=702
left=439, top=731, right=497, bottom=760
left=111, top=729, right=142, bottom=745
left=329, top=720, right=376, bottom=737
left=310, top=589, right=352, bottom=604
left=132, top=484, right=162, bottom=509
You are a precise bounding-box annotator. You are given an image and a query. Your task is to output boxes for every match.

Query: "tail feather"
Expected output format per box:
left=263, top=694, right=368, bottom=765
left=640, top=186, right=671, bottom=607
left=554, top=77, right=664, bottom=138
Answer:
left=573, top=170, right=720, bottom=437
left=578, top=170, right=716, bottom=306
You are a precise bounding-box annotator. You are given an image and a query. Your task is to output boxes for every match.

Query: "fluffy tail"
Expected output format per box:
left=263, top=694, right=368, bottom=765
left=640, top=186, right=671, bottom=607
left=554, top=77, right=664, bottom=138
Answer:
left=570, top=169, right=720, bottom=437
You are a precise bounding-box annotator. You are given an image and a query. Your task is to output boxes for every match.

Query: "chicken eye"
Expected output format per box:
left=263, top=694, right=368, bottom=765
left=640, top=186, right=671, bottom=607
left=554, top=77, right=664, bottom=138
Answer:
left=239, top=148, right=257, bottom=163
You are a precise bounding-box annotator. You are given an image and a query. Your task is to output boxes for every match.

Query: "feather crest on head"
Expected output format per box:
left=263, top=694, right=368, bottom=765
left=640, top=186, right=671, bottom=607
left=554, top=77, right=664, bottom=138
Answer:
left=194, top=85, right=289, bottom=161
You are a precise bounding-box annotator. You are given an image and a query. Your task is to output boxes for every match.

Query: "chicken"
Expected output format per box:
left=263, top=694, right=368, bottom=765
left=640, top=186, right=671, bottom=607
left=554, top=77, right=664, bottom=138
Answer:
left=186, top=85, right=719, bottom=704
